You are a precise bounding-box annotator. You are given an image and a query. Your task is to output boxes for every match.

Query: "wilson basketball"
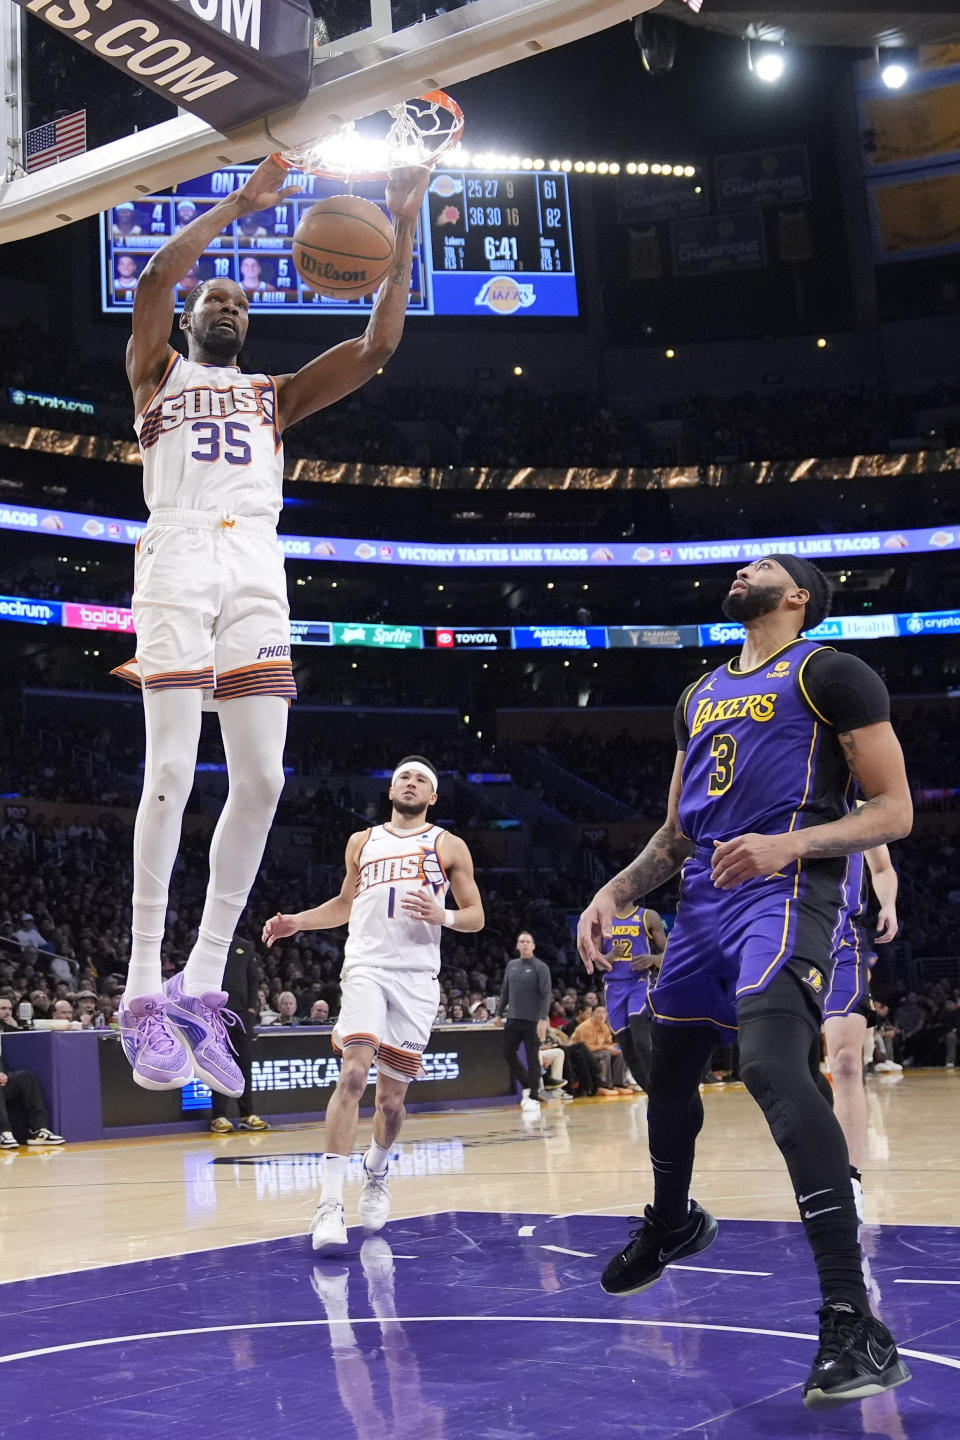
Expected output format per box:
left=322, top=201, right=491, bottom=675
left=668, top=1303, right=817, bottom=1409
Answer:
left=292, top=195, right=395, bottom=297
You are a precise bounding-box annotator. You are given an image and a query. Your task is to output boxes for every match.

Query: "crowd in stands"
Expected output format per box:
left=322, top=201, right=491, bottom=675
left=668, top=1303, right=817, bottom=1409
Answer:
left=5, top=320, right=955, bottom=468
left=661, top=385, right=898, bottom=462
left=0, top=757, right=956, bottom=1063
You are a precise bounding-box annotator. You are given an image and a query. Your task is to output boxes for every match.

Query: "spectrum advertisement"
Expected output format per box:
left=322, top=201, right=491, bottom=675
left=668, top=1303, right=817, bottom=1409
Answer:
left=4, top=591, right=960, bottom=651
left=0, top=504, right=956, bottom=569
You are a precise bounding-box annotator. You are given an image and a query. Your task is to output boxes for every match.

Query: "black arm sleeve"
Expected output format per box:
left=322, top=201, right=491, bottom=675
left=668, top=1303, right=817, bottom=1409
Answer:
left=674, top=683, right=696, bottom=750
left=802, top=649, right=891, bottom=731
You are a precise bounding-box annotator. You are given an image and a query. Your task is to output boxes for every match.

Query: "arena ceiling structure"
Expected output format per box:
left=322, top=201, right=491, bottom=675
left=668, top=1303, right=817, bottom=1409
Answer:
left=660, top=0, right=960, bottom=49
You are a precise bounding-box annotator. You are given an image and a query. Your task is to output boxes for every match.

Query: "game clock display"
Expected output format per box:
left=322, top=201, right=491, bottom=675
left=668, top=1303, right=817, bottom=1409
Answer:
left=100, top=167, right=578, bottom=319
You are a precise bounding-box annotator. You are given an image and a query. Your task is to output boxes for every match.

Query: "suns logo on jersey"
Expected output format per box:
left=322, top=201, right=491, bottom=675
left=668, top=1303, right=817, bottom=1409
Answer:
left=355, top=843, right=446, bottom=896
left=139, top=380, right=275, bottom=450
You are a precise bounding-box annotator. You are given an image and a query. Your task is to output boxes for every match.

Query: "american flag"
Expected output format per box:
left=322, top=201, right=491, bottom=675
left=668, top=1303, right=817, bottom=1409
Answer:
left=25, top=110, right=87, bottom=173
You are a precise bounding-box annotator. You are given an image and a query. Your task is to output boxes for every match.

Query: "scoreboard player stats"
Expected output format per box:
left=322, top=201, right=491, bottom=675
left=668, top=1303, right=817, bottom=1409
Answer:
left=100, top=167, right=578, bottom=319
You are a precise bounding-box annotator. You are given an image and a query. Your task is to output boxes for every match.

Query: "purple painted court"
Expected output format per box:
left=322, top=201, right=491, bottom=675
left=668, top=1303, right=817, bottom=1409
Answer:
left=0, top=1199, right=956, bottom=1438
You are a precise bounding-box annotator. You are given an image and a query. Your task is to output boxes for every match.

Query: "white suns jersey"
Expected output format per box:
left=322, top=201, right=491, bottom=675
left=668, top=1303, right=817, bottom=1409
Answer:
left=343, top=823, right=450, bottom=975
left=135, top=354, right=283, bottom=524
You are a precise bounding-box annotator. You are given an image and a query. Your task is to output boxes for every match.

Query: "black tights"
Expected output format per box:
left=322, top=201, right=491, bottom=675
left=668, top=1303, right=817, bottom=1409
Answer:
left=646, top=969, right=867, bottom=1313
left=615, top=1013, right=654, bottom=1092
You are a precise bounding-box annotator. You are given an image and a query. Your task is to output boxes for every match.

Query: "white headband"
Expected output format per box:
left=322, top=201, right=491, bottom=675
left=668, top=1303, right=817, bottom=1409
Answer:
left=392, top=762, right=438, bottom=793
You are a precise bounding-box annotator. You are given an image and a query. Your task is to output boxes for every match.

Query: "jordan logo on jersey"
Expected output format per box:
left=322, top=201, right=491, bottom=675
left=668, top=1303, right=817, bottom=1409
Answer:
left=355, top=843, right=446, bottom=896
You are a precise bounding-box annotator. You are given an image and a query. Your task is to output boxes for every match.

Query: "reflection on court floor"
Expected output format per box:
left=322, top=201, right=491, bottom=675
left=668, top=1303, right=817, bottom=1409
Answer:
left=0, top=1207, right=956, bottom=1438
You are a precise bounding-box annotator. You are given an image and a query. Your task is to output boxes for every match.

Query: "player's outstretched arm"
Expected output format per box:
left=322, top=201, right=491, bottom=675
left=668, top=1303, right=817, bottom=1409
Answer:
left=399, top=834, right=485, bottom=932
left=126, top=157, right=301, bottom=412
left=261, top=830, right=364, bottom=945
left=578, top=753, right=692, bottom=974
left=711, top=721, right=912, bottom=890
left=865, top=842, right=899, bottom=942
left=275, top=166, right=432, bottom=431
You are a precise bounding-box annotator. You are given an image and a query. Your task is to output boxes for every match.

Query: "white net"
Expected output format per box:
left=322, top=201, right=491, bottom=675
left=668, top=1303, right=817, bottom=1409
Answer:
left=279, top=91, right=463, bottom=180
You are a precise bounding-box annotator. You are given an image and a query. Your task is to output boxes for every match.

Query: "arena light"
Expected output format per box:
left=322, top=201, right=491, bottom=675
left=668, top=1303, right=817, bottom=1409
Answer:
left=878, top=46, right=916, bottom=90
left=816, top=337, right=828, bottom=349
left=748, top=40, right=786, bottom=84
left=633, top=13, right=679, bottom=75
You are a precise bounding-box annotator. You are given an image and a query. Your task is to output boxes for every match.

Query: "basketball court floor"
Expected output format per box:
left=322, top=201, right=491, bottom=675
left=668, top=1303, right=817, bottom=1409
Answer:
left=0, top=1070, right=955, bottom=1437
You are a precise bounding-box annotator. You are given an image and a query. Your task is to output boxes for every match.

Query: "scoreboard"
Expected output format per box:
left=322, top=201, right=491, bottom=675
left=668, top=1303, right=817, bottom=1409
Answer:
left=100, top=166, right=578, bottom=319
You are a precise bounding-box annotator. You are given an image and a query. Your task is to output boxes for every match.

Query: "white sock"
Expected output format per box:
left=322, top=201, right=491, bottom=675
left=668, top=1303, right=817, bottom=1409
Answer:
left=321, top=1153, right=349, bottom=1205
left=181, top=696, right=288, bottom=997
left=364, top=1140, right=391, bottom=1175
left=126, top=690, right=203, bottom=1002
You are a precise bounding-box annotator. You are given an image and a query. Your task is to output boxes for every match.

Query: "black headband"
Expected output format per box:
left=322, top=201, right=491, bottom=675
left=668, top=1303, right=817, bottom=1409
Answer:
left=766, top=554, right=832, bottom=633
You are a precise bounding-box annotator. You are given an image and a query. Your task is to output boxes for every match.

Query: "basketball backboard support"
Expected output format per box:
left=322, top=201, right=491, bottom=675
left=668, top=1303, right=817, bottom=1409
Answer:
left=0, top=0, right=662, bottom=243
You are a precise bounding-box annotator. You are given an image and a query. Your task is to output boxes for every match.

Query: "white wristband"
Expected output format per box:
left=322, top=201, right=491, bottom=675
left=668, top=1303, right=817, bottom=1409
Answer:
left=442, top=909, right=456, bottom=928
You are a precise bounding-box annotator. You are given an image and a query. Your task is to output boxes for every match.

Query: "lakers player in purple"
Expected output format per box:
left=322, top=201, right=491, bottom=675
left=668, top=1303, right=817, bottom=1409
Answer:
left=578, top=554, right=913, bottom=1410
left=606, top=904, right=665, bottom=1091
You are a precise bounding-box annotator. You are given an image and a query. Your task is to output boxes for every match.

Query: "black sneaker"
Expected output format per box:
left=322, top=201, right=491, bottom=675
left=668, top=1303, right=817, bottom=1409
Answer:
left=802, top=1303, right=912, bottom=1410
left=600, top=1201, right=718, bottom=1296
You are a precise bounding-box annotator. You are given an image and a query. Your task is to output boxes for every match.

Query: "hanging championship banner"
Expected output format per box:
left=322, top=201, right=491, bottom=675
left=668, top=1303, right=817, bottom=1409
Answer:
left=16, top=0, right=314, bottom=132
left=714, top=145, right=811, bottom=210
left=671, top=210, right=766, bottom=275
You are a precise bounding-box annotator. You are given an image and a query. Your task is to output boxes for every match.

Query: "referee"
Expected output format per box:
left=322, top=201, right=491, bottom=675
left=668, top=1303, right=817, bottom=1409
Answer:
left=498, top=931, right=551, bottom=1114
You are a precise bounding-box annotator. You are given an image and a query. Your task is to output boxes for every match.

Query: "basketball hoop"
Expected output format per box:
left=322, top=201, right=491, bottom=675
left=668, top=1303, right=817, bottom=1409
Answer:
left=272, top=90, right=464, bottom=182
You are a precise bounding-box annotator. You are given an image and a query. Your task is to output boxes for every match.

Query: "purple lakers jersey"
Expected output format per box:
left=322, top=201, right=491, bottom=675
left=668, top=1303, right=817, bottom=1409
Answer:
left=608, top=905, right=655, bottom=981
left=834, top=850, right=866, bottom=945
left=676, top=639, right=852, bottom=846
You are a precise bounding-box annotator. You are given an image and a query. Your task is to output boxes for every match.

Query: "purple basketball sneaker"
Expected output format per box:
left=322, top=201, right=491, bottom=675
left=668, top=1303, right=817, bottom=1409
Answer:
left=118, top=993, right=193, bottom=1091
left=163, top=971, right=244, bottom=1097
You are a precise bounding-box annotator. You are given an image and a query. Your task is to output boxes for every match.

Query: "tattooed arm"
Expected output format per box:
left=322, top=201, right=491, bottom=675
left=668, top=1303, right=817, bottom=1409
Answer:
left=711, top=721, right=912, bottom=890
left=275, top=166, right=430, bottom=431
left=577, top=752, right=692, bottom=973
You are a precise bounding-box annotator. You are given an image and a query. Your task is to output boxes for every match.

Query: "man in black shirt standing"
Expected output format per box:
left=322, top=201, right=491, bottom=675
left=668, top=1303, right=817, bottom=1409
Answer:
left=498, top=931, right=552, bottom=1114
left=209, top=937, right=269, bottom=1134
left=578, top=556, right=913, bottom=1411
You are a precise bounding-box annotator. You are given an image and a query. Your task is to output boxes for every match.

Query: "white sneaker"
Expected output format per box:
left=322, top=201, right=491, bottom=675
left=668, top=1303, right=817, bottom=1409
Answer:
left=851, top=1176, right=865, bottom=1224
left=0, top=1131, right=18, bottom=1150
left=520, top=1096, right=541, bottom=1114
left=358, top=1162, right=391, bottom=1233
left=310, top=1200, right=348, bottom=1254
left=27, top=1128, right=65, bottom=1146
left=875, top=1060, right=902, bottom=1073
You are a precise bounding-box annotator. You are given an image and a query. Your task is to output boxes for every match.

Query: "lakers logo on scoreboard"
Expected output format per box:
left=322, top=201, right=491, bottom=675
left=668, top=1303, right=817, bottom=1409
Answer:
left=474, top=277, right=536, bottom=315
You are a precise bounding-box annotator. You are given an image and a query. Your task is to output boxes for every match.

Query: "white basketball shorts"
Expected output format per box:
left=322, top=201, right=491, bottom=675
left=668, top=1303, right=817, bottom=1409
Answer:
left=334, top=967, right=440, bottom=1084
left=111, top=508, right=296, bottom=702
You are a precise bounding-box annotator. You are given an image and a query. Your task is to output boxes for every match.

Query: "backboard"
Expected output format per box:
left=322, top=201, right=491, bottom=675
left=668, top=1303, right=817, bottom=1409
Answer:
left=0, top=0, right=663, bottom=243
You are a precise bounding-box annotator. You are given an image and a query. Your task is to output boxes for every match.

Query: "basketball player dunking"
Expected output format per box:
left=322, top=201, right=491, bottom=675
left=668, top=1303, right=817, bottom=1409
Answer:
left=822, top=837, right=899, bottom=1220
left=114, top=157, right=431, bottom=1097
left=605, top=903, right=665, bottom=1092
left=577, top=555, right=914, bottom=1410
left=263, top=757, right=484, bottom=1252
